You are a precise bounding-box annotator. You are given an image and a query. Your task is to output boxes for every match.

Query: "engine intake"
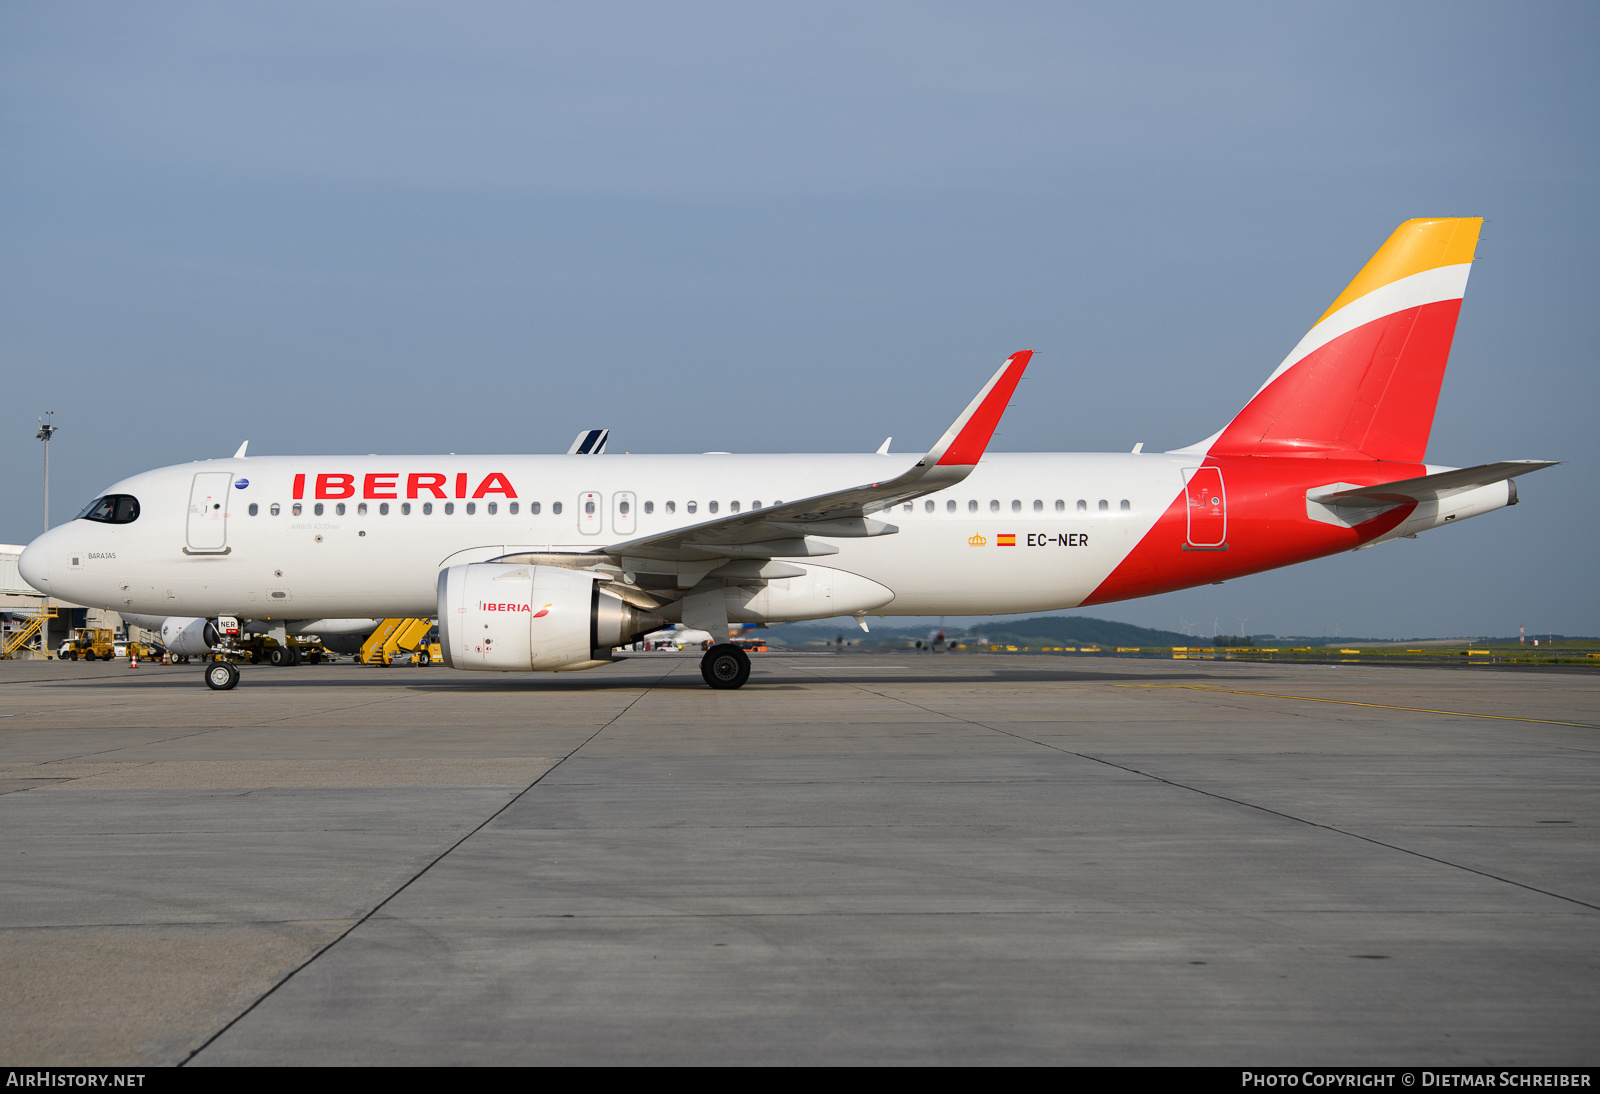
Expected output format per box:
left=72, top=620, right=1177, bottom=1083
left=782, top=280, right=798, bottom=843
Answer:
left=437, top=563, right=664, bottom=671
left=160, top=617, right=220, bottom=656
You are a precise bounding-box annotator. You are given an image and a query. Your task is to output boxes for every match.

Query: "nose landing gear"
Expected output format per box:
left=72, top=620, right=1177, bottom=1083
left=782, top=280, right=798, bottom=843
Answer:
left=204, top=661, right=240, bottom=691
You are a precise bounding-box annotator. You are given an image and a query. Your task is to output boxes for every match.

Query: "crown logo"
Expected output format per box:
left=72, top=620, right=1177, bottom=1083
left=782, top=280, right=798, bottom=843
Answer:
left=968, top=533, right=987, bottom=547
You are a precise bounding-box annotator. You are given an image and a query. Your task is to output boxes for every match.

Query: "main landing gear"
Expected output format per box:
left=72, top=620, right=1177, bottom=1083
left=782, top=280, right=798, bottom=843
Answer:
left=700, top=643, right=751, bottom=690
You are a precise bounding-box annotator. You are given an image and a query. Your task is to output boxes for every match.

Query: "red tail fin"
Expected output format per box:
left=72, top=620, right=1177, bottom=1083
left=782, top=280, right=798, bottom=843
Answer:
left=1207, top=218, right=1482, bottom=462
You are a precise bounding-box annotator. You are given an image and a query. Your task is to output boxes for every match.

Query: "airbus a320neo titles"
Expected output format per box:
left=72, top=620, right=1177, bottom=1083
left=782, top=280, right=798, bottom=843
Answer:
left=20, top=218, right=1553, bottom=690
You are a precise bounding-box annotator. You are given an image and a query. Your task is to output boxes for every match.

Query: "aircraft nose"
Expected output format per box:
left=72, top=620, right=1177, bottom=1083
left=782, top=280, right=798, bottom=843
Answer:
left=17, top=535, right=50, bottom=592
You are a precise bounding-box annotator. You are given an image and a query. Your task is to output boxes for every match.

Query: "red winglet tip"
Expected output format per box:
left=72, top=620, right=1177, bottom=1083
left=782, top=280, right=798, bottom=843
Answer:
left=936, top=351, right=1032, bottom=466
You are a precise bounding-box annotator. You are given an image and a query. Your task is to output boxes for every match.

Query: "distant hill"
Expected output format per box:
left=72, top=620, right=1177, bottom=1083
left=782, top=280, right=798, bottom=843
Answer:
left=970, top=616, right=1192, bottom=647
left=768, top=615, right=1193, bottom=648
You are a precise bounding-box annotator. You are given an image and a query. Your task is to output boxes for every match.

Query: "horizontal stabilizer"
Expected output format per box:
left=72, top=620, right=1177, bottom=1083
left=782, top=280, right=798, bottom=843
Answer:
left=1310, top=460, right=1558, bottom=507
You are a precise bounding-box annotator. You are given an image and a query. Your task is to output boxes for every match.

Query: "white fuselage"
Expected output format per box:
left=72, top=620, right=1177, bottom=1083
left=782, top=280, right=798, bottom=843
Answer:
left=28, top=452, right=1181, bottom=622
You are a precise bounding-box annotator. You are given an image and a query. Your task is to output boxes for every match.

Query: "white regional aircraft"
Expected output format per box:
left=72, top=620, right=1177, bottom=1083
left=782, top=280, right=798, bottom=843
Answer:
left=20, top=218, right=1553, bottom=691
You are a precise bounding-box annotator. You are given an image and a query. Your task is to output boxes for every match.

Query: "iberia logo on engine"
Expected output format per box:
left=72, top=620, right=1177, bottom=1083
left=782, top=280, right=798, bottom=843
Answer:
left=481, top=602, right=530, bottom=612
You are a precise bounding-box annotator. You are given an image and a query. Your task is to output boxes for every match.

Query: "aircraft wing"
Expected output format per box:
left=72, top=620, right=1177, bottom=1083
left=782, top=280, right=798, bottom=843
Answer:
left=602, top=351, right=1031, bottom=565
left=1309, top=460, right=1558, bottom=507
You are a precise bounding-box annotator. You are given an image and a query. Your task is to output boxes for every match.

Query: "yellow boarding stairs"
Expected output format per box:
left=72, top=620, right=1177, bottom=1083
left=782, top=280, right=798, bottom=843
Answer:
left=361, top=618, right=434, bottom=666
left=2, top=603, right=58, bottom=660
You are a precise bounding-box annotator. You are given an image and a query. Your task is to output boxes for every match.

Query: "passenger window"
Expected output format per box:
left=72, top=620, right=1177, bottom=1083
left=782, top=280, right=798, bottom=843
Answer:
left=619, top=500, right=630, bottom=516
left=293, top=503, right=303, bottom=516
left=401, top=503, right=411, bottom=515
left=1120, top=499, right=1131, bottom=511
left=380, top=503, right=390, bottom=515
left=248, top=503, right=259, bottom=516
left=990, top=500, right=1000, bottom=513
left=709, top=501, right=719, bottom=514
left=466, top=502, right=476, bottom=515
left=423, top=502, right=433, bottom=515
left=666, top=501, right=676, bottom=514
left=356, top=503, right=366, bottom=515
left=925, top=500, right=934, bottom=513
left=752, top=501, right=762, bottom=509
left=967, top=500, right=978, bottom=513
left=1054, top=500, right=1064, bottom=513
left=947, top=500, right=957, bottom=513
left=729, top=500, right=739, bottom=513
left=1098, top=499, right=1109, bottom=511
left=552, top=502, right=563, bottom=515
left=335, top=503, right=346, bottom=516
left=487, top=502, right=497, bottom=515
left=1076, top=499, right=1087, bottom=512
left=445, top=502, right=455, bottom=515
left=1032, top=500, right=1043, bottom=513
left=509, top=502, right=518, bottom=515
left=644, top=501, right=654, bottom=514
left=903, top=502, right=913, bottom=512
left=1011, top=500, right=1021, bottom=513
left=270, top=503, right=280, bottom=516
left=530, top=501, right=541, bottom=515
left=314, top=503, right=325, bottom=516
left=687, top=501, right=698, bottom=514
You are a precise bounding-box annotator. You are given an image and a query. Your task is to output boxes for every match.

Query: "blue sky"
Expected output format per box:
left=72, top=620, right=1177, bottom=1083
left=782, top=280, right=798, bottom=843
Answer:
left=2, top=2, right=1595, bottom=637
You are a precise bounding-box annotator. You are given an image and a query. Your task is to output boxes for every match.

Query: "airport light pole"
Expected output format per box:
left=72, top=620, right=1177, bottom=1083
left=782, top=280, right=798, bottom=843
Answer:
left=36, top=412, right=58, bottom=532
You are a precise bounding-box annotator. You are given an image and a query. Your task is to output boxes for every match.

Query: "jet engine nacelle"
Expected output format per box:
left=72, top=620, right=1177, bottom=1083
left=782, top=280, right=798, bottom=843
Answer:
left=437, top=563, right=664, bottom=672
left=161, top=616, right=220, bottom=656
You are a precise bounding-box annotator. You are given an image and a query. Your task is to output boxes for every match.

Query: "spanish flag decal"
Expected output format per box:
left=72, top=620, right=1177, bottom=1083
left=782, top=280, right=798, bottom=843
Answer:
left=997, top=534, right=1016, bottom=547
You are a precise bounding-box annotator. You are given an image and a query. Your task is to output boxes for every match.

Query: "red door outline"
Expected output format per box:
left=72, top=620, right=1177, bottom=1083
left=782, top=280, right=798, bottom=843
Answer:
left=1183, top=467, right=1227, bottom=548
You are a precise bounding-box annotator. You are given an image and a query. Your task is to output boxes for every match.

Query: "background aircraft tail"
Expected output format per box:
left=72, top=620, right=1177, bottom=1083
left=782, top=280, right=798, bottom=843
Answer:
left=1198, top=217, right=1483, bottom=462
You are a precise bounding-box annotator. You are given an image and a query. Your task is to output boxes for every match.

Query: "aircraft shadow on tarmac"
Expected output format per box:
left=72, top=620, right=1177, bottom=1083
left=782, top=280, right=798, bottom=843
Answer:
left=36, top=665, right=1257, bottom=693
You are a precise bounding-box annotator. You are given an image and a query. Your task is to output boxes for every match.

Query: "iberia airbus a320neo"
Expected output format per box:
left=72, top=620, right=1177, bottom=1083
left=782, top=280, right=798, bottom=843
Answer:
left=18, top=218, right=1554, bottom=690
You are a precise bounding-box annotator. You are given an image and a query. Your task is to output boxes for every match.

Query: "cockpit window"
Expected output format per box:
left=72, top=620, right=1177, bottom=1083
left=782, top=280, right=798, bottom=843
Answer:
left=77, top=495, right=140, bottom=524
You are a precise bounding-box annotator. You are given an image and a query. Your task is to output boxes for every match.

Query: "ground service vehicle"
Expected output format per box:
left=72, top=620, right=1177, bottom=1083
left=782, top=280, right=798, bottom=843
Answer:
left=60, top=627, right=115, bottom=661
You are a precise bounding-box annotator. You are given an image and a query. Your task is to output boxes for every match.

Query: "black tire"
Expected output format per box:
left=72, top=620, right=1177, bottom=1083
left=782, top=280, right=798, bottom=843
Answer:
left=268, top=645, right=289, bottom=666
left=287, top=644, right=303, bottom=666
left=204, top=661, right=239, bottom=691
left=415, top=650, right=430, bottom=665
left=67, top=650, right=79, bottom=661
left=700, top=644, right=751, bottom=690
left=305, top=650, right=322, bottom=664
